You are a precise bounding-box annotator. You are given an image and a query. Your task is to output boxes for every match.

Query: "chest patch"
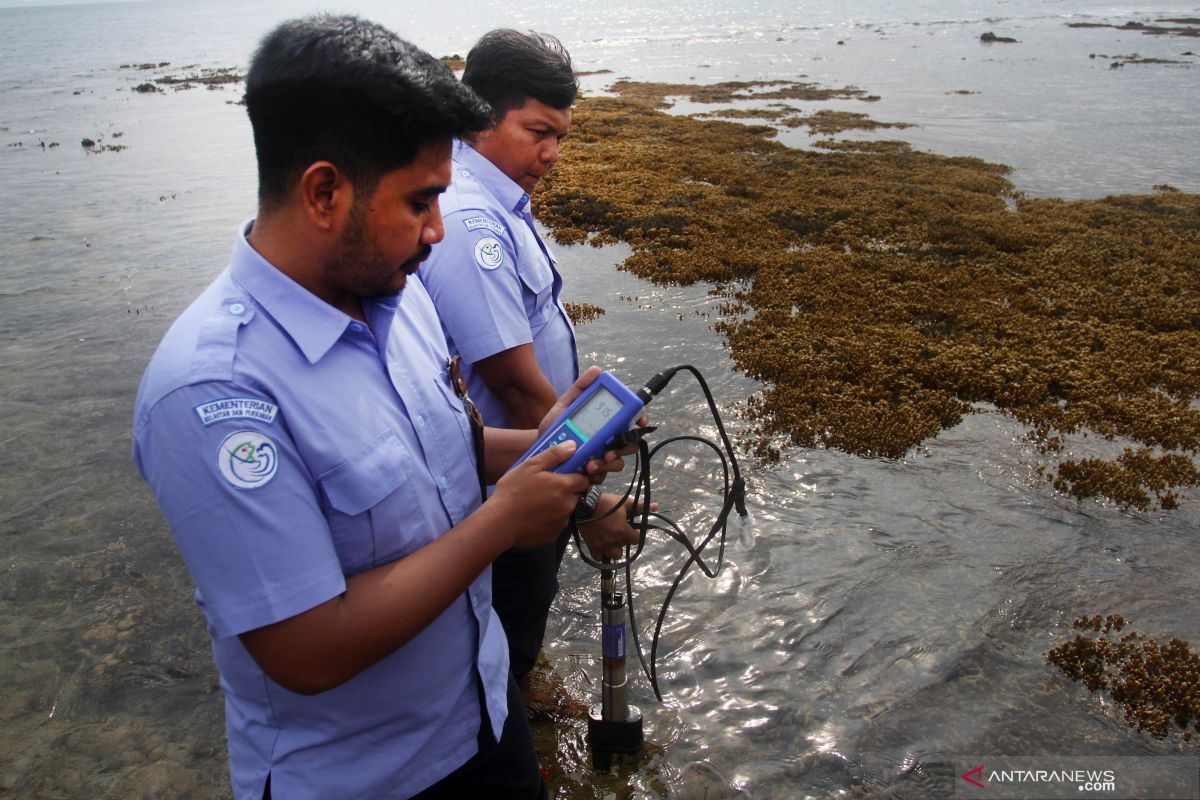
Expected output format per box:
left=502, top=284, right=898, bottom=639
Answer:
left=474, top=237, right=505, bottom=271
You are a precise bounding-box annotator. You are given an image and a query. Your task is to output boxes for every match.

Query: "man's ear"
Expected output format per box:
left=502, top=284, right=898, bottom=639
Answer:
left=297, top=161, right=352, bottom=232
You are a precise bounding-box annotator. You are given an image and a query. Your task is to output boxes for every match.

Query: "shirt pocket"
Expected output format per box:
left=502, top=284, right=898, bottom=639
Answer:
left=516, top=255, right=556, bottom=330
left=317, top=428, right=435, bottom=575
left=431, top=368, right=482, bottom=517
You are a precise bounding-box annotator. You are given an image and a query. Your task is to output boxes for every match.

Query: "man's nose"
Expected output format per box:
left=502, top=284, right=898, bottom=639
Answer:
left=422, top=201, right=445, bottom=245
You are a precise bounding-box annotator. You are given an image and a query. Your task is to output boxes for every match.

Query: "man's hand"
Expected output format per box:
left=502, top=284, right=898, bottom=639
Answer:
left=490, top=440, right=591, bottom=549
left=577, top=493, right=647, bottom=561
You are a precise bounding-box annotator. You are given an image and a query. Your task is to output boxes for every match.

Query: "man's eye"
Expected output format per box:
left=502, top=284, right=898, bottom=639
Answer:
left=412, top=202, right=431, bottom=213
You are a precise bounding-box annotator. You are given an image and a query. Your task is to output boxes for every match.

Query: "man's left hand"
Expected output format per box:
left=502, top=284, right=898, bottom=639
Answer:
left=577, top=493, right=650, bottom=561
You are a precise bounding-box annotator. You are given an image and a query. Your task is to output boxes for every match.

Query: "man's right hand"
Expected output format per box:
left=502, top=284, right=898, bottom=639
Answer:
left=489, top=440, right=590, bottom=549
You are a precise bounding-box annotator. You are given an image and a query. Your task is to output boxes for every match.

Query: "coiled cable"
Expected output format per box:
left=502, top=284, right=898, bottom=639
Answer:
left=569, top=364, right=748, bottom=700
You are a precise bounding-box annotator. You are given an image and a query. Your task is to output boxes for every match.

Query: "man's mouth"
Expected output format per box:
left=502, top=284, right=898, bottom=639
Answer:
left=404, top=245, right=432, bottom=272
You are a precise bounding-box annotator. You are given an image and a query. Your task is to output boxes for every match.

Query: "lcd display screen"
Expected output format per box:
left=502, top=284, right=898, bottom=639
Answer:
left=570, top=386, right=621, bottom=440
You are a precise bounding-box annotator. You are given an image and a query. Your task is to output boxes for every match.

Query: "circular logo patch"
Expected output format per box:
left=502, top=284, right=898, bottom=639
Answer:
left=217, top=430, right=278, bottom=490
left=473, top=236, right=504, bottom=270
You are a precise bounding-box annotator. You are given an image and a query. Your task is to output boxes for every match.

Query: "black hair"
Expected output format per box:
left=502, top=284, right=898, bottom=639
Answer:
left=245, top=14, right=492, bottom=206
left=461, top=29, right=577, bottom=121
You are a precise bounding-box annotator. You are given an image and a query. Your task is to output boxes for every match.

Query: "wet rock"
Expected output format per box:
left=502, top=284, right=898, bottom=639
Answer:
left=980, top=31, right=1019, bottom=43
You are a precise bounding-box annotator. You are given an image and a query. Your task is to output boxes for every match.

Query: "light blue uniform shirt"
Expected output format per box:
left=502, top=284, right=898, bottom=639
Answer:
left=421, top=140, right=578, bottom=428
left=132, top=222, right=509, bottom=800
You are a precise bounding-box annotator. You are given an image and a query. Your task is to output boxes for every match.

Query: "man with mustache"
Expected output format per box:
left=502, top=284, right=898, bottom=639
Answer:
left=133, top=16, right=633, bottom=799
left=421, top=29, right=640, bottom=710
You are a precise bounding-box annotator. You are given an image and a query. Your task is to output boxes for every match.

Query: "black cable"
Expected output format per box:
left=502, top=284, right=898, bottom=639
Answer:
left=568, top=364, right=748, bottom=701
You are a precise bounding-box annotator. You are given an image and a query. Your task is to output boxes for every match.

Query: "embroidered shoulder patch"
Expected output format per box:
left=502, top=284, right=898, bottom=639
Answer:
left=217, top=430, right=278, bottom=490
left=474, top=237, right=505, bottom=270
left=463, top=216, right=506, bottom=236
left=194, top=397, right=279, bottom=426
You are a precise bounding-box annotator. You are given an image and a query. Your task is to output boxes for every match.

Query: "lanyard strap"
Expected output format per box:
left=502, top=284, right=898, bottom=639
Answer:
left=447, top=355, right=487, bottom=504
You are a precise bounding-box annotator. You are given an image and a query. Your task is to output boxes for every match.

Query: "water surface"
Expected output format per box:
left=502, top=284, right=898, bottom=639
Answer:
left=1, top=1, right=1197, bottom=797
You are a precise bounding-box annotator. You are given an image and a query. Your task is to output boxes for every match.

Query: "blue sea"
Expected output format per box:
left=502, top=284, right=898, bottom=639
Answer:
left=1, top=1, right=1198, bottom=797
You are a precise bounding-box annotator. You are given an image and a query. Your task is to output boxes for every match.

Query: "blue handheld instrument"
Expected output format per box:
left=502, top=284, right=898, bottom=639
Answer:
left=514, top=371, right=648, bottom=474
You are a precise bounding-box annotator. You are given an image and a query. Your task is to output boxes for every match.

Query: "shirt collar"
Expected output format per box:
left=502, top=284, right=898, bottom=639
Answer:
left=228, top=219, right=398, bottom=364
left=453, top=139, right=531, bottom=215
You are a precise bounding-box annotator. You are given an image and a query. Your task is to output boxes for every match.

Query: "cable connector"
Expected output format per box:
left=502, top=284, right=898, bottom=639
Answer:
left=637, top=367, right=681, bottom=404
left=731, top=475, right=748, bottom=518
left=609, top=425, right=657, bottom=450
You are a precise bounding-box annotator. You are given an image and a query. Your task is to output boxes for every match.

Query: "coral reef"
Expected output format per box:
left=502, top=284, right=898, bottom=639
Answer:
left=1047, top=615, right=1200, bottom=741
left=537, top=81, right=1200, bottom=509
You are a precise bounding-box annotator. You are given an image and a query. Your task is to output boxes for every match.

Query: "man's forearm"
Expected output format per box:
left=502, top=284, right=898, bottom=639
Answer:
left=482, top=426, right=538, bottom=483
left=239, top=443, right=585, bottom=695
left=238, top=500, right=518, bottom=695
left=474, top=343, right=557, bottom=428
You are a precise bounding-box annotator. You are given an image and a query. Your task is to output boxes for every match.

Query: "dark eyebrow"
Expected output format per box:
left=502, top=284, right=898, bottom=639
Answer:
left=413, top=184, right=448, bottom=198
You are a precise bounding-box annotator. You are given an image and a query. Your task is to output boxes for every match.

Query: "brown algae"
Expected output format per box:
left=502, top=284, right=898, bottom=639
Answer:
left=564, top=302, right=607, bottom=325
left=538, top=82, right=1200, bottom=509
left=605, top=79, right=874, bottom=108
left=1067, top=19, right=1200, bottom=38
left=118, top=63, right=244, bottom=91
left=699, top=107, right=914, bottom=135
left=1047, top=615, right=1200, bottom=741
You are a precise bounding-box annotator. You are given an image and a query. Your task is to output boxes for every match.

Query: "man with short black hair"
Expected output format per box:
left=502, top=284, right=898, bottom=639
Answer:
left=133, top=15, right=631, bottom=799
left=421, top=30, right=639, bottom=701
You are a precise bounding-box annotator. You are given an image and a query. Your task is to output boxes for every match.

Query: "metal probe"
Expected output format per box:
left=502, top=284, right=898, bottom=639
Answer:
left=587, top=559, right=644, bottom=770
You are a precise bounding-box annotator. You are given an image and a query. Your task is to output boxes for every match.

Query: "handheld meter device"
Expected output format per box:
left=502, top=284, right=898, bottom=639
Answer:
left=514, top=371, right=646, bottom=474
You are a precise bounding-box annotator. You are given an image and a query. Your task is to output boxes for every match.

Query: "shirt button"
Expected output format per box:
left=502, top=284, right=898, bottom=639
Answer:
left=415, top=414, right=425, bottom=428
left=228, top=302, right=245, bottom=315
left=349, top=322, right=365, bottom=333
left=439, top=476, right=449, bottom=489
left=459, top=169, right=470, bottom=178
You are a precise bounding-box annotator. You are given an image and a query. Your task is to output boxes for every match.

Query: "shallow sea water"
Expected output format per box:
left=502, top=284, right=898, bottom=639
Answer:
left=1, top=1, right=1198, bottom=798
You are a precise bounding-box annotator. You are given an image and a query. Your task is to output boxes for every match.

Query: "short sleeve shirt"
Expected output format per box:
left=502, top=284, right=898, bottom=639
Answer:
left=132, top=222, right=509, bottom=800
left=420, top=140, right=578, bottom=428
